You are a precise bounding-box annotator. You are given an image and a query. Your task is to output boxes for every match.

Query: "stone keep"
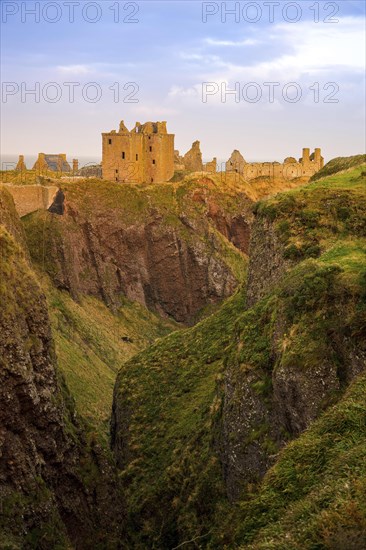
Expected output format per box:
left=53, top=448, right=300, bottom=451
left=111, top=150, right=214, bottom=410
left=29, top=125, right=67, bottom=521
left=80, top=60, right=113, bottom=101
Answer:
left=102, top=120, right=175, bottom=183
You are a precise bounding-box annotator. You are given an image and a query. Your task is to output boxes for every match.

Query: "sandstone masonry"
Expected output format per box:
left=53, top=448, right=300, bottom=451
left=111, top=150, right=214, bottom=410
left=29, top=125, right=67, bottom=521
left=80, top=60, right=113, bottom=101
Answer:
left=226, top=147, right=324, bottom=180
left=102, top=120, right=175, bottom=183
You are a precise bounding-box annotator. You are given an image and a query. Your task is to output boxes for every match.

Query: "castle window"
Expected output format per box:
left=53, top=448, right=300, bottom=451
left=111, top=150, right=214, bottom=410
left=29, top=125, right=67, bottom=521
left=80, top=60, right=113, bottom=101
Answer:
left=136, top=154, right=138, bottom=161
left=115, top=169, right=119, bottom=173
left=151, top=177, right=154, bottom=183
left=152, top=159, right=156, bottom=165
left=149, top=146, right=152, bottom=152
left=109, top=139, right=112, bottom=145
left=122, top=152, right=125, bottom=159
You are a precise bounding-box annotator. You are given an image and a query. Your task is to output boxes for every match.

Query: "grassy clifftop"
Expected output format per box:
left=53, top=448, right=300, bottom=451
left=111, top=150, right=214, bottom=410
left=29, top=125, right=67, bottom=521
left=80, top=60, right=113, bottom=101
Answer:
left=112, top=165, right=366, bottom=548
left=310, top=154, right=366, bottom=182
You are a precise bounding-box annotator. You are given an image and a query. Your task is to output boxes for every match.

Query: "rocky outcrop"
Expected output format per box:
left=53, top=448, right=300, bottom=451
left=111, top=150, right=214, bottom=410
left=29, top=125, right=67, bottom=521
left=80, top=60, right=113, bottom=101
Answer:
left=0, top=188, right=122, bottom=549
left=245, top=214, right=292, bottom=307
left=24, top=181, right=251, bottom=324
left=183, top=140, right=203, bottom=172
left=220, top=289, right=366, bottom=501
left=220, top=182, right=366, bottom=500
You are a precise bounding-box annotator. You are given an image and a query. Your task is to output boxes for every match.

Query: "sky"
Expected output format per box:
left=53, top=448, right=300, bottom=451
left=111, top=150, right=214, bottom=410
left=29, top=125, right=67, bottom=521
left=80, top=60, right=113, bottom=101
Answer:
left=1, top=0, right=365, bottom=164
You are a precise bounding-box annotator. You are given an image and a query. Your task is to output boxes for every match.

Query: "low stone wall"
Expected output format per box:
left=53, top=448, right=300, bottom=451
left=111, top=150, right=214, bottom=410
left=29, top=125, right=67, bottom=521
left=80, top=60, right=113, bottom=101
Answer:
left=3, top=184, right=59, bottom=217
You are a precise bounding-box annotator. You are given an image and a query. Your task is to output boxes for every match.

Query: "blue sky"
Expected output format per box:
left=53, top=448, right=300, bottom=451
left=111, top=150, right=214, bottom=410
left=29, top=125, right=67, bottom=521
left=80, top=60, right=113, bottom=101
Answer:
left=1, top=0, right=365, bottom=163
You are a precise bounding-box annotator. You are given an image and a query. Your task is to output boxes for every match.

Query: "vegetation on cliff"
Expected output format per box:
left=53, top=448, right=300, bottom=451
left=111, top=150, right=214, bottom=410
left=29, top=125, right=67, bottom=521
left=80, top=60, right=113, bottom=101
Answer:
left=1, top=157, right=365, bottom=549
left=45, top=278, right=175, bottom=443
left=112, top=164, right=366, bottom=548
left=310, top=154, right=366, bottom=182
left=22, top=176, right=250, bottom=324
left=0, top=188, right=123, bottom=549
left=111, top=282, right=248, bottom=548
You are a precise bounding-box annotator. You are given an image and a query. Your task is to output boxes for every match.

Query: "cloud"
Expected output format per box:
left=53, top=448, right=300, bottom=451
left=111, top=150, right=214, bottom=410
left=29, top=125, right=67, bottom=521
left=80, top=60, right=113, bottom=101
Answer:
left=204, top=37, right=260, bottom=47
left=180, top=52, right=225, bottom=65
left=169, top=85, right=200, bottom=98
left=200, top=16, right=365, bottom=82
left=169, top=15, right=365, bottom=108
left=57, top=64, right=93, bottom=76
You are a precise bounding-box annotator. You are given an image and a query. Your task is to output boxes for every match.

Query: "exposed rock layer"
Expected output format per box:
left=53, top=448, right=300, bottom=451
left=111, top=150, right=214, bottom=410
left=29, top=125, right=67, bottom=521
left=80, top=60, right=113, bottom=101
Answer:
left=0, top=187, right=122, bottom=549
left=24, top=180, right=251, bottom=324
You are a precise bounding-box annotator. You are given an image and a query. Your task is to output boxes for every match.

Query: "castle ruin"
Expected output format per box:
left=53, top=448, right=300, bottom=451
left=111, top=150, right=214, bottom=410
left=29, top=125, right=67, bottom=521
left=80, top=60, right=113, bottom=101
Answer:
left=226, top=148, right=324, bottom=180
left=14, top=122, right=324, bottom=185
left=33, top=153, right=71, bottom=173
left=102, top=120, right=175, bottom=183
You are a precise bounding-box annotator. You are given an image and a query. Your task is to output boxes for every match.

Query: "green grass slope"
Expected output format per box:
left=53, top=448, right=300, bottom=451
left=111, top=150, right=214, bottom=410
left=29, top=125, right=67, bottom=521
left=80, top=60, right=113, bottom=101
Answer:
left=44, top=278, right=175, bottom=444
left=112, top=165, right=366, bottom=548
left=112, top=281, right=248, bottom=548
left=310, top=154, right=366, bottom=182
left=235, top=369, right=366, bottom=549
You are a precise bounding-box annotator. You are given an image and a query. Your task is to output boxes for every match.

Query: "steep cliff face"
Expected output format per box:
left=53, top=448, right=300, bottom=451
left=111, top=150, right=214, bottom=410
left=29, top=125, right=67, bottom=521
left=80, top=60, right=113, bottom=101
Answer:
left=223, top=164, right=366, bottom=500
left=246, top=163, right=366, bottom=306
left=234, top=368, right=366, bottom=549
left=221, top=259, right=366, bottom=502
left=0, top=187, right=122, bottom=549
left=111, top=165, right=366, bottom=548
left=23, top=178, right=251, bottom=324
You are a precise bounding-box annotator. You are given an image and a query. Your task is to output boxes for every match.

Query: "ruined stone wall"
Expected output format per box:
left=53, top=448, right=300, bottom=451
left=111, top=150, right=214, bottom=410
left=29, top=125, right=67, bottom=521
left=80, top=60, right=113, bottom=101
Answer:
left=15, top=155, right=26, bottom=171
left=33, top=153, right=71, bottom=174
left=3, top=184, right=59, bottom=217
left=204, top=158, right=217, bottom=173
left=226, top=148, right=324, bottom=181
left=183, top=141, right=203, bottom=172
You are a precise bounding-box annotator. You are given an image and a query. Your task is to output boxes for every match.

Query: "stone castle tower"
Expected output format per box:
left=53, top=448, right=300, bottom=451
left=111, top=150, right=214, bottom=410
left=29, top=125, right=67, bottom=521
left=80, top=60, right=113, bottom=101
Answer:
left=102, top=120, right=175, bottom=183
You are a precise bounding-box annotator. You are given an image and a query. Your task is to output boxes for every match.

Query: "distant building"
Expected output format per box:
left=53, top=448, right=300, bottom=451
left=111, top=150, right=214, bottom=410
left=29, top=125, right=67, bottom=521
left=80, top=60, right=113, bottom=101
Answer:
left=102, top=120, right=175, bottom=183
left=33, top=153, right=71, bottom=173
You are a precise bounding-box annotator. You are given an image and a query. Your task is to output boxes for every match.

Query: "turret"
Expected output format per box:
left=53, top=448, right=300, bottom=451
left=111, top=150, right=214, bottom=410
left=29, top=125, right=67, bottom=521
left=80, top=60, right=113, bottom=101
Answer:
left=302, top=148, right=310, bottom=164
left=314, top=148, right=321, bottom=164
left=73, top=159, right=79, bottom=173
